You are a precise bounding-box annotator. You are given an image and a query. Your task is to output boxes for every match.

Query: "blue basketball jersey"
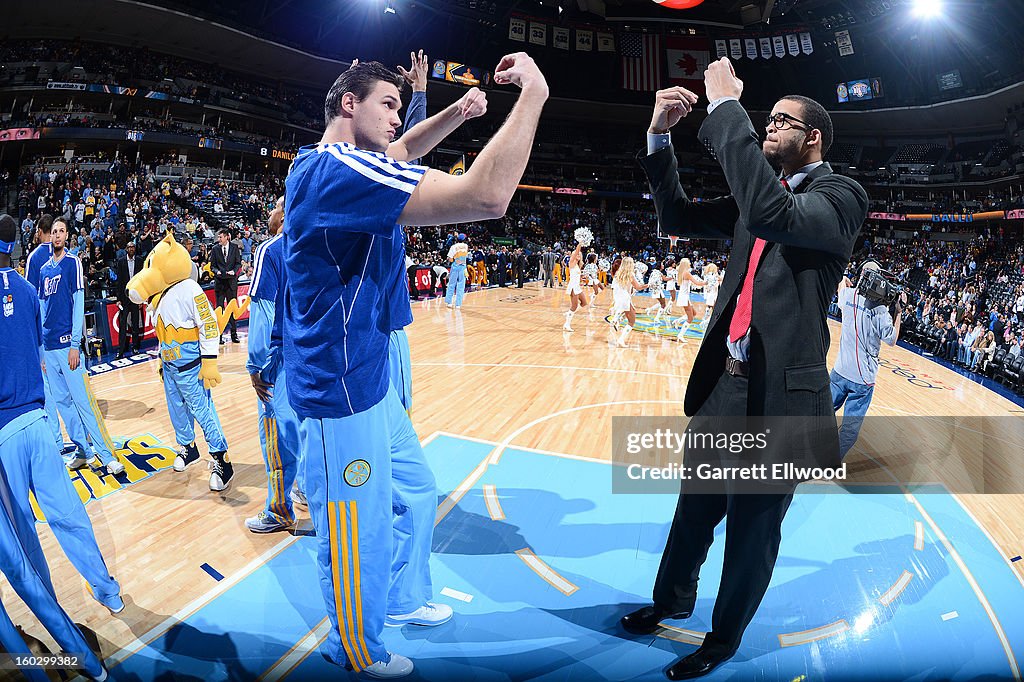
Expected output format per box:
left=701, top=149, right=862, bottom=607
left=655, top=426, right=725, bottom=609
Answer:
left=39, top=252, right=84, bottom=351
left=283, top=142, right=425, bottom=419
left=0, top=268, right=45, bottom=430
left=25, top=242, right=53, bottom=293
left=250, top=234, right=283, bottom=304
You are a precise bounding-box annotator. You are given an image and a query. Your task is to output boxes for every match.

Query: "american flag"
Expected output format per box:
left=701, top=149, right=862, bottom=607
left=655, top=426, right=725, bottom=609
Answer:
left=621, top=32, right=662, bottom=92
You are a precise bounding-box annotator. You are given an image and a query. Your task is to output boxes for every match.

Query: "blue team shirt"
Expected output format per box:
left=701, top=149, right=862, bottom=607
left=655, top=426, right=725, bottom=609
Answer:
left=283, top=142, right=425, bottom=419
left=0, top=268, right=45, bottom=430
left=249, top=234, right=285, bottom=377
left=39, top=253, right=84, bottom=351
left=25, top=242, right=53, bottom=293
left=250, top=234, right=283, bottom=304
left=388, top=90, right=426, bottom=333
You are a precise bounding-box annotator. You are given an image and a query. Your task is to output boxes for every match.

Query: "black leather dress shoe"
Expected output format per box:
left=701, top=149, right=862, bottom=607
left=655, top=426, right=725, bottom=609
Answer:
left=665, top=644, right=734, bottom=680
left=620, top=605, right=693, bottom=635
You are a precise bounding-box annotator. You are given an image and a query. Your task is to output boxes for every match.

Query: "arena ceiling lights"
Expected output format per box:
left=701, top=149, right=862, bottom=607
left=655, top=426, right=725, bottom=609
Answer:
left=911, top=0, right=942, bottom=18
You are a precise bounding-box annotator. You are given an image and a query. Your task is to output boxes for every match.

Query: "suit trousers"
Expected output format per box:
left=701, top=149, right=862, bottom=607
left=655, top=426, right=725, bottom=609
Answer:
left=117, top=300, right=143, bottom=353
left=653, top=369, right=794, bottom=654
left=215, top=280, right=238, bottom=337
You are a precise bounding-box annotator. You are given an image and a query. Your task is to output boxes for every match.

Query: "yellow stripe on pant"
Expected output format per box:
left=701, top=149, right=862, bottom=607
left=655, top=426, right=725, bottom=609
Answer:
left=348, top=501, right=372, bottom=667
left=83, top=374, right=118, bottom=456
left=329, top=501, right=365, bottom=670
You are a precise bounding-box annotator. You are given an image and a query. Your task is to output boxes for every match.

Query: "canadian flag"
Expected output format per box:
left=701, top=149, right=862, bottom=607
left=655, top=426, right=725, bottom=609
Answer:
left=666, top=36, right=711, bottom=94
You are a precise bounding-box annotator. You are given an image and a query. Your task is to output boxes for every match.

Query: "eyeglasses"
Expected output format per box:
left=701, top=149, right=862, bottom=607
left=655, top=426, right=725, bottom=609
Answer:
left=765, top=112, right=811, bottom=132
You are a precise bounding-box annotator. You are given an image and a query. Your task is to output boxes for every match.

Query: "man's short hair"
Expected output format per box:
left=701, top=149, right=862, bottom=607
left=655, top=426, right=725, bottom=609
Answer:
left=781, top=95, right=833, bottom=157
left=218, top=228, right=232, bottom=238
left=0, top=214, right=16, bottom=243
left=37, top=213, right=54, bottom=234
left=52, top=217, right=68, bottom=231
left=324, top=61, right=405, bottom=126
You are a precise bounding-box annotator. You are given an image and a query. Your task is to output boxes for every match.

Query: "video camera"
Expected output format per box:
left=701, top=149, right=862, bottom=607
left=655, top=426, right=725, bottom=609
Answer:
left=857, top=265, right=905, bottom=307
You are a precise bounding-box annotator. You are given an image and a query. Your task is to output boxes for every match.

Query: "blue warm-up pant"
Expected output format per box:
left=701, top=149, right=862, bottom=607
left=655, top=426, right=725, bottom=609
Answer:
left=387, top=329, right=413, bottom=413
left=300, top=387, right=436, bottom=671
left=41, top=364, right=71, bottom=450
left=257, top=367, right=301, bottom=524
left=0, top=410, right=106, bottom=680
left=42, top=348, right=113, bottom=464
left=444, top=264, right=467, bottom=307
left=162, top=360, right=227, bottom=452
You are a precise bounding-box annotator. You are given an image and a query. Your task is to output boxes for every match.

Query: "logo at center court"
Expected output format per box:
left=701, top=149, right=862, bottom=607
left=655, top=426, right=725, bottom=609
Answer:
left=344, top=459, right=371, bottom=487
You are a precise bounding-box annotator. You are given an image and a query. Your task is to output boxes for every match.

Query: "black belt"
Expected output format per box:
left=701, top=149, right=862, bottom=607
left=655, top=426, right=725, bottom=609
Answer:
left=725, top=356, right=749, bottom=377
left=166, top=357, right=202, bottom=373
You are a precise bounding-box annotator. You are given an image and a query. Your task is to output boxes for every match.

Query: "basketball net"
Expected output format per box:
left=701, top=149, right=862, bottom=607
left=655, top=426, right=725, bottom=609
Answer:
left=668, top=235, right=679, bottom=251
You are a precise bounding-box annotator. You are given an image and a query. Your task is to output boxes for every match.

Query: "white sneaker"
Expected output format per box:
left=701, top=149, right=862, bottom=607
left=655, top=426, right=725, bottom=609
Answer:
left=66, top=455, right=89, bottom=470
left=362, top=652, right=413, bottom=678
left=385, top=602, right=453, bottom=627
left=291, top=487, right=308, bottom=508
left=173, top=443, right=200, bottom=472
left=106, top=459, right=125, bottom=476
left=245, top=511, right=293, bottom=534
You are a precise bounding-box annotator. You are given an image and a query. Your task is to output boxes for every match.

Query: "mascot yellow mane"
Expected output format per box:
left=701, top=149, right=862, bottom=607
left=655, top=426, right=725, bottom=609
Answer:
left=126, top=231, right=192, bottom=305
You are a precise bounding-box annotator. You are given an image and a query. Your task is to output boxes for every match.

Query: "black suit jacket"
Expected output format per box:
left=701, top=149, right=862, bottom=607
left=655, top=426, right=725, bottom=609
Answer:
left=639, top=100, right=868, bottom=419
left=210, top=242, right=241, bottom=287
left=115, top=254, right=145, bottom=303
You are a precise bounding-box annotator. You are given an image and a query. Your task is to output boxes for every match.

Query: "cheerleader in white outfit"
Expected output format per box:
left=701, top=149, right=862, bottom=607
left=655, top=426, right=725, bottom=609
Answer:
left=701, top=263, right=721, bottom=329
left=663, top=256, right=678, bottom=315
left=611, top=256, right=649, bottom=347
left=672, top=257, right=707, bottom=332
left=583, top=253, right=604, bottom=298
left=563, top=243, right=588, bottom=331
left=645, top=263, right=669, bottom=323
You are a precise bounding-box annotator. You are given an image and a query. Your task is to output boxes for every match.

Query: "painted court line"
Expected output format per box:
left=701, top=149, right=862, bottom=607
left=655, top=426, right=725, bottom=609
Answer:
left=482, top=484, right=505, bottom=521
left=778, top=620, right=850, bottom=648
left=914, top=521, right=925, bottom=551
left=942, top=611, right=960, bottom=622
left=440, top=587, right=474, bottom=603
left=104, top=534, right=299, bottom=670
left=514, top=548, right=579, bottom=596
left=257, top=618, right=331, bottom=682
left=658, top=624, right=705, bottom=646
left=879, top=570, right=914, bottom=606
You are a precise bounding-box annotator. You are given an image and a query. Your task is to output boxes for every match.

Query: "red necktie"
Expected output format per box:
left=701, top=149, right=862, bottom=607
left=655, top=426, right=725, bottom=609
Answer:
left=728, top=178, right=790, bottom=343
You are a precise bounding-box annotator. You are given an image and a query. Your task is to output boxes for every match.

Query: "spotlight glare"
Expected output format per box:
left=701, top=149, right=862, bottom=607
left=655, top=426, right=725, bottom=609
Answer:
left=912, top=0, right=942, bottom=18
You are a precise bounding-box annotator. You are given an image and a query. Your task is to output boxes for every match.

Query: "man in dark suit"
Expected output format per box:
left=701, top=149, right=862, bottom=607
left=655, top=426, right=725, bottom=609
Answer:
left=620, top=58, right=868, bottom=679
left=114, top=240, right=145, bottom=359
left=209, top=227, right=241, bottom=343
left=496, top=247, right=509, bottom=287
left=541, top=248, right=557, bottom=287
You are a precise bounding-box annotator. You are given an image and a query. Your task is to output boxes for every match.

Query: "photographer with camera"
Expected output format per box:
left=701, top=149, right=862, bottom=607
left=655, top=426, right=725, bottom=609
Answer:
left=830, top=260, right=906, bottom=459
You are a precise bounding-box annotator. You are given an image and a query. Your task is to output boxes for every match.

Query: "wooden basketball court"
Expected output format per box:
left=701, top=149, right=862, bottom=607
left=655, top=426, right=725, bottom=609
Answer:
left=3, top=281, right=1023, bottom=680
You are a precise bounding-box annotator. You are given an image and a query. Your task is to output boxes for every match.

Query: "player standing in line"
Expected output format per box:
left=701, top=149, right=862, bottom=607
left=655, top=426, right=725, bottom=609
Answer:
left=244, top=196, right=302, bottom=532
left=283, top=54, right=547, bottom=677
left=25, top=214, right=80, bottom=452
left=444, top=234, right=469, bottom=308
left=0, top=214, right=111, bottom=682
left=38, top=219, right=124, bottom=475
left=611, top=256, right=649, bottom=347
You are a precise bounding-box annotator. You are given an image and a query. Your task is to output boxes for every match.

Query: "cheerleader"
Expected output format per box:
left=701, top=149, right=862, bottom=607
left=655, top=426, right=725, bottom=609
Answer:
left=663, top=256, right=678, bottom=314
left=583, top=253, right=604, bottom=298
left=611, top=257, right=649, bottom=347
left=563, top=243, right=588, bottom=331
left=644, top=262, right=669, bottom=323
left=672, top=257, right=707, bottom=331
left=701, top=262, right=721, bottom=328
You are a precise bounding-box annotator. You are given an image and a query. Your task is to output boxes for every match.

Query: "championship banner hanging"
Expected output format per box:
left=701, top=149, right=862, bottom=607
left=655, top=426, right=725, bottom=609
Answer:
left=836, top=30, right=854, bottom=56
left=773, top=35, right=786, bottom=58
left=760, top=37, right=773, bottom=58
left=745, top=38, right=758, bottom=59
left=786, top=34, right=800, bottom=56
left=715, top=39, right=728, bottom=58
left=509, top=17, right=526, bottom=42
left=576, top=29, right=594, bottom=51
left=729, top=38, right=742, bottom=60
left=799, top=32, right=814, bottom=55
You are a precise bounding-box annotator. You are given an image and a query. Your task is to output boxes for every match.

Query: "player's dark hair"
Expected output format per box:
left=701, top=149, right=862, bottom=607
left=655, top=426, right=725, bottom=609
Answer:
left=37, top=213, right=54, bottom=235
left=781, top=94, right=833, bottom=157
left=218, top=227, right=232, bottom=238
left=51, top=217, right=69, bottom=232
left=324, top=61, right=405, bottom=126
left=0, top=214, right=16, bottom=243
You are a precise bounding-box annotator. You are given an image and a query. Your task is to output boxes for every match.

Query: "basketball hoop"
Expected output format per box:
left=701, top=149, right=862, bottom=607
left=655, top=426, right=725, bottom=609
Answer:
left=668, top=235, right=679, bottom=251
